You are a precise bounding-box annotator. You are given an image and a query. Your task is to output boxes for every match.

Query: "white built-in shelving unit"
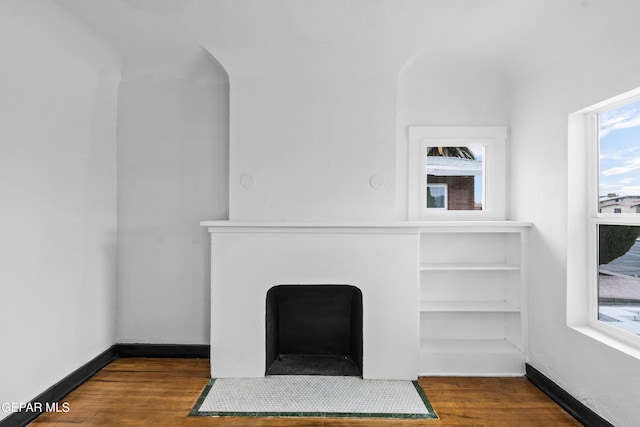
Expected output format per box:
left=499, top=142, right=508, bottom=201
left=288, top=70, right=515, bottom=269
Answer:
left=416, top=221, right=531, bottom=376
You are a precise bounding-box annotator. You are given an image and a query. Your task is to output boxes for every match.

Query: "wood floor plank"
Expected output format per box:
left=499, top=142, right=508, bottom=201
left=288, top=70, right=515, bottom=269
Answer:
left=29, top=358, right=581, bottom=426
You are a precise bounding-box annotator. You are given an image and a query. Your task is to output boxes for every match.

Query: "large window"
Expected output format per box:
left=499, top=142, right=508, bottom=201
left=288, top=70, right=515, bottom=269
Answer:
left=408, top=127, right=506, bottom=220
left=594, top=99, right=640, bottom=341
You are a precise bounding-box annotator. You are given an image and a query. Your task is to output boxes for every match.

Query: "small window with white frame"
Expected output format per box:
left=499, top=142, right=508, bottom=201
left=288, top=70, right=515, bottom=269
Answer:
left=408, top=126, right=506, bottom=220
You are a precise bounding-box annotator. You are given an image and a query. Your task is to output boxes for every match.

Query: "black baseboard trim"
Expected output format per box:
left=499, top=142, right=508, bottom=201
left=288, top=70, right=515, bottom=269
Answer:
left=0, top=344, right=210, bottom=427
left=117, top=343, right=210, bottom=358
left=0, top=345, right=118, bottom=427
left=525, top=363, right=614, bottom=427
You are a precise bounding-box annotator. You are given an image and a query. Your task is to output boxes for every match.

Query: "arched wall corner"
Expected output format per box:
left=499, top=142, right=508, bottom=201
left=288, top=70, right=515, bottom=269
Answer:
left=200, top=46, right=230, bottom=83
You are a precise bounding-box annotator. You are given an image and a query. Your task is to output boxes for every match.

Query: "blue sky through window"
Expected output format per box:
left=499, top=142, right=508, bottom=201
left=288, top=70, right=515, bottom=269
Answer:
left=599, top=99, right=640, bottom=198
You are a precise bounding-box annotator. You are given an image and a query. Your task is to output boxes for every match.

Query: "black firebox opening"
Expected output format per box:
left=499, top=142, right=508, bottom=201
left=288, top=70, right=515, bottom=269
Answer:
left=265, top=284, right=363, bottom=376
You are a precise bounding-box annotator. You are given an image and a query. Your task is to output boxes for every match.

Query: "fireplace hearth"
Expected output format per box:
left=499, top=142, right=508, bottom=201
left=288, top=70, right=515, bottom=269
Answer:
left=265, top=284, right=363, bottom=376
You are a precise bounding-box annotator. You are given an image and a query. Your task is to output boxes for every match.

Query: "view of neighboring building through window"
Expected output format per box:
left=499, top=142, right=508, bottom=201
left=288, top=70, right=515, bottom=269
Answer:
left=597, top=99, right=640, bottom=338
left=425, top=146, right=484, bottom=211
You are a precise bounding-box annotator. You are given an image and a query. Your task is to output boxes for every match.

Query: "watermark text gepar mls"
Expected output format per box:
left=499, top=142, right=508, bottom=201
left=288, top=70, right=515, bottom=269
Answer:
left=1, top=401, right=70, bottom=413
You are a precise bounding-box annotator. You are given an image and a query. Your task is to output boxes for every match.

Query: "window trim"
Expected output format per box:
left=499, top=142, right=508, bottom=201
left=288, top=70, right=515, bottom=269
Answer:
left=408, top=126, right=506, bottom=220
left=575, top=90, right=640, bottom=354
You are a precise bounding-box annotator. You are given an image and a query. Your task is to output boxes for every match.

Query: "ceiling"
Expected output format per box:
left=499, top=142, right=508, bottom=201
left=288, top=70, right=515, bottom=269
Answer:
left=54, top=0, right=638, bottom=80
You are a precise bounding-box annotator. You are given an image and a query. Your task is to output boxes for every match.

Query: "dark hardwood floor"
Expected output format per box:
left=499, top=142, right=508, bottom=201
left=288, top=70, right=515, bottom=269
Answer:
left=29, top=358, right=581, bottom=426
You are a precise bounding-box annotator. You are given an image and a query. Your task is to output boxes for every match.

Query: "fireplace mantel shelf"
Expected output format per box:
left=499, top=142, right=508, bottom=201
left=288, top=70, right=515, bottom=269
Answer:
left=201, top=220, right=533, bottom=233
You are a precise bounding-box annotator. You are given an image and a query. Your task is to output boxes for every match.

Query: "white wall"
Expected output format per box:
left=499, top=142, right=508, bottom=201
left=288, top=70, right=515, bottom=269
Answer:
left=0, top=0, right=120, bottom=421
left=509, top=3, right=640, bottom=425
left=225, top=52, right=510, bottom=223
left=116, top=51, right=229, bottom=344
left=396, top=53, right=511, bottom=219
left=227, top=69, right=397, bottom=222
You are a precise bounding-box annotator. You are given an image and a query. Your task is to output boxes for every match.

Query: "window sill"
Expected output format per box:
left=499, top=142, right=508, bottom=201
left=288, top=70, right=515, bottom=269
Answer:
left=570, top=324, right=640, bottom=360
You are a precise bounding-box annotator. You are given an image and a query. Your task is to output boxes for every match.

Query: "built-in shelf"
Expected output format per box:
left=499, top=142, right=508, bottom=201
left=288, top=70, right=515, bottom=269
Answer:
left=420, top=262, right=519, bottom=271
left=418, top=222, right=530, bottom=376
left=420, top=300, right=520, bottom=312
left=413, top=221, right=532, bottom=232
left=420, top=338, right=521, bottom=354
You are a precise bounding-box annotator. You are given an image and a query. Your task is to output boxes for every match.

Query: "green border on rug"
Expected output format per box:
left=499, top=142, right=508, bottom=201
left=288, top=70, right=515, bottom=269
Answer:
left=189, top=378, right=438, bottom=420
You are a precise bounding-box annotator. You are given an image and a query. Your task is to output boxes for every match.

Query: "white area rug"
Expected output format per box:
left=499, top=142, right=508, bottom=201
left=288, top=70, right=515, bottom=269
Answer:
left=190, top=375, right=437, bottom=419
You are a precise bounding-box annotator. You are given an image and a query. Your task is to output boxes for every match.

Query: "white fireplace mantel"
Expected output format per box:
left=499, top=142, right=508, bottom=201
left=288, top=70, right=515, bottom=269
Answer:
left=201, top=220, right=421, bottom=233
left=201, top=220, right=531, bottom=231
left=202, top=220, right=422, bottom=380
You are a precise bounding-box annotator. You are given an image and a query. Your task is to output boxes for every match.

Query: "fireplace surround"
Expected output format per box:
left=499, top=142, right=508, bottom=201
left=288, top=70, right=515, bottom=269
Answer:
left=202, top=222, right=420, bottom=380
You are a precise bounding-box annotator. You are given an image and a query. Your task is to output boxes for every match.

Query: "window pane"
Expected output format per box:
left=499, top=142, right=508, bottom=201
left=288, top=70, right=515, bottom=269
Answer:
left=598, top=224, right=640, bottom=336
left=426, top=185, right=446, bottom=208
left=426, top=146, right=484, bottom=210
left=598, top=100, right=640, bottom=213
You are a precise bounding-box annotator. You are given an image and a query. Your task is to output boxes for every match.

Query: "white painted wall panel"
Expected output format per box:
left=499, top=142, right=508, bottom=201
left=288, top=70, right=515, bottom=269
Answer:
left=510, top=3, right=640, bottom=424
left=116, top=52, right=229, bottom=344
left=228, top=72, right=397, bottom=222
left=0, top=1, right=120, bottom=421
